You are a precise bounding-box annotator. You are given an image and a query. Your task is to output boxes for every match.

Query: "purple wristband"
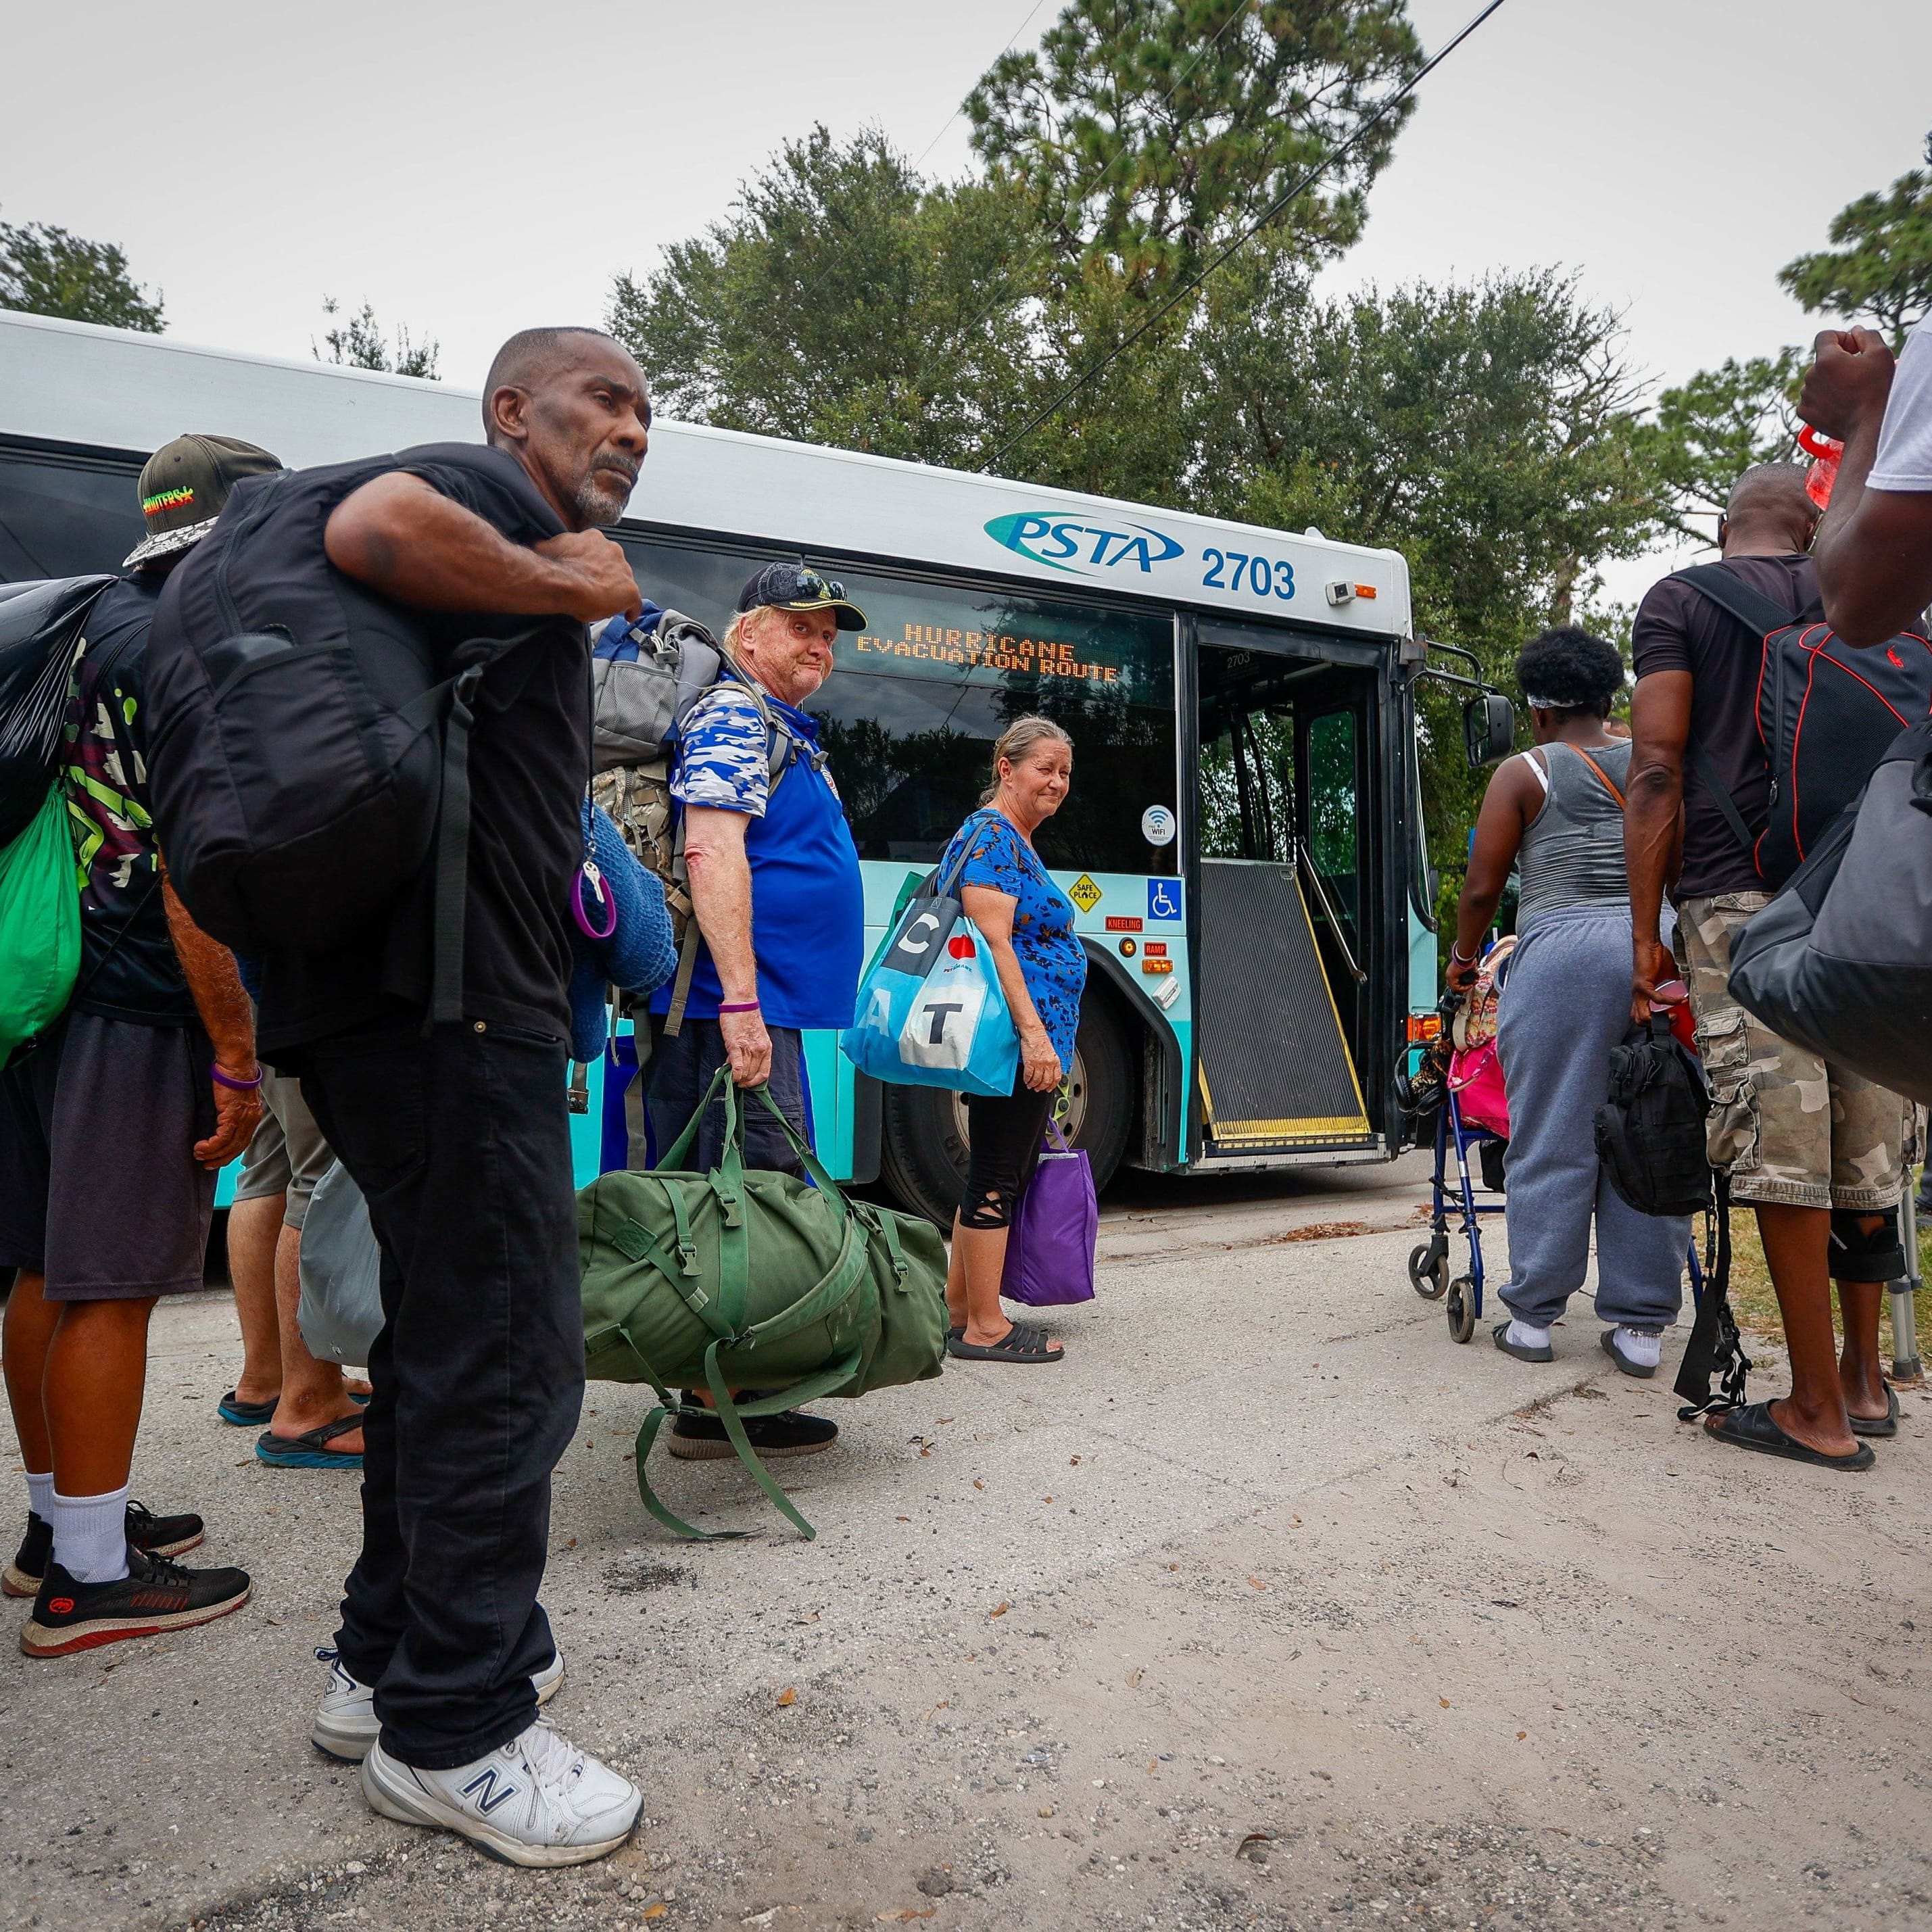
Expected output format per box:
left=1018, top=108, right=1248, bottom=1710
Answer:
left=718, top=1001, right=761, bottom=1015
left=210, top=1063, right=264, bottom=1091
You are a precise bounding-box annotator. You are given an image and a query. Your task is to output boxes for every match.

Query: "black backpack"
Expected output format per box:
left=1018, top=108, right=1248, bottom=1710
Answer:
left=1593, top=1017, right=1714, bottom=1220
left=145, top=448, right=560, bottom=1022
left=1679, top=564, right=1932, bottom=887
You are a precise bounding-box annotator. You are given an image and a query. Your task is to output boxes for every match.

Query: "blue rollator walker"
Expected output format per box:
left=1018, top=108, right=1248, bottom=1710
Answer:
left=1407, top=1090, right=1706, bottom=1346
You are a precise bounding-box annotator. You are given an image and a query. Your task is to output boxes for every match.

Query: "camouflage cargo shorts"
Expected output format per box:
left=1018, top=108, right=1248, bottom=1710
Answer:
left=1674, top=893, right=1916, bottom=1211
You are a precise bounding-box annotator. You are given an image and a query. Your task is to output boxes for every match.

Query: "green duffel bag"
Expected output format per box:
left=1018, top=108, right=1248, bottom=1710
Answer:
left=579, top=1069, right=948, bottom=1539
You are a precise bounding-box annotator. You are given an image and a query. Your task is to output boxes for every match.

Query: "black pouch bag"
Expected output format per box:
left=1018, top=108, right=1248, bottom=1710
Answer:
left=1594, top=1016, right=1714, bottom=1219
left=1728, top=719, right=1932, bottom=1107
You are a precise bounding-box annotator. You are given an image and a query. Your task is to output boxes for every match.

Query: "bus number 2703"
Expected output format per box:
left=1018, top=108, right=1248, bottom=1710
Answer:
left=1202, top=549, right=1296, bottom=601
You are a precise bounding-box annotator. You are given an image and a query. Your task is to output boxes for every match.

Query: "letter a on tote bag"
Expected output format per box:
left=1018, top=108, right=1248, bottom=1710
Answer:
left=841, top=813, right=1019, bottom=1096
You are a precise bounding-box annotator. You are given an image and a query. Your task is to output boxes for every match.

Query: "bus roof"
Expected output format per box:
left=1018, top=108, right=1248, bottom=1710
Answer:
left=0, top=310, right=1411, bottom=636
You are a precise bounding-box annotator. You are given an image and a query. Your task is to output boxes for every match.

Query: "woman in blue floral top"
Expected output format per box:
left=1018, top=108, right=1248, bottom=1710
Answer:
left=938, top=717, right=1086, bottom=1364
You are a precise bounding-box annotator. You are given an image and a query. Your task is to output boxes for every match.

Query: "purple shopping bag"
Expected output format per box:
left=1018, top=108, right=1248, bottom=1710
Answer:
left=1000, top=1117, right=1096, bottom=1307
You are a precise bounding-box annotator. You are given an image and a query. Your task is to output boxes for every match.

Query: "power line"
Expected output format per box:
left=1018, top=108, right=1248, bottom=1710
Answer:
left=912, top=0, right=1057, bottom=173
left=986, top=0, right=1512, bottom=469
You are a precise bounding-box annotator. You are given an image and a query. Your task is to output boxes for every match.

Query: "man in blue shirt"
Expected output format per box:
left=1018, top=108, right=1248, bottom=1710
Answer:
left=646, top=561, right=866, bottom=1461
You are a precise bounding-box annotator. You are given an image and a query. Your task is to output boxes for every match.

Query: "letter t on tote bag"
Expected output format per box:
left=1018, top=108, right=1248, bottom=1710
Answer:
left=841, top=829, right=1020, bottom=1097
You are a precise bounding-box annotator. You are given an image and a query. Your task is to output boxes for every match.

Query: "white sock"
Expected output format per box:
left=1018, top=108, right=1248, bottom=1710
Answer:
left=1610, top=1326, right=1662, bottom=1370
left=51, top=1484, right=130, bottom=1585
left=1506, top=1318, right=1552, bottom=1351
left=25, top=1470, right=54, bottom=1524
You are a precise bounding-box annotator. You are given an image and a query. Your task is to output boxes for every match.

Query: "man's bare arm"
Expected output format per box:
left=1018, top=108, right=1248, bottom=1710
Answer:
left=682, top=804, right=771, bottom=1087
left=1624, top=670, right=1691, bottom=1022
left=161, top=875, right=262, bottom=1167
left=322, top=473, right=641, bottom=622
left=1802, top=327, right=1932, bottom=646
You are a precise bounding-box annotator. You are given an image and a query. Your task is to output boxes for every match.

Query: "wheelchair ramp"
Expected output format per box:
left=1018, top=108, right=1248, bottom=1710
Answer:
left=1194, top=859, right=1372, bottom=1153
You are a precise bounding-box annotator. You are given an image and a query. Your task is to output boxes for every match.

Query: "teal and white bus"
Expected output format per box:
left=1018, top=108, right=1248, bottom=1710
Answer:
left=0, top=311, right=1505, bottom=1222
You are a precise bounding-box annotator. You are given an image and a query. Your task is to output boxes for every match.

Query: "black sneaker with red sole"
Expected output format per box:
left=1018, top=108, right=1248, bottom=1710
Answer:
left=20, top=1547, right=251, bottom=1658
left=3, top=1501, right=205, bottom=1598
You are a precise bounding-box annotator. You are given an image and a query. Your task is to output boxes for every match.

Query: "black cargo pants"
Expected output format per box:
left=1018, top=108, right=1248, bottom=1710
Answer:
left=301, top=1017, right=582, bottom=1769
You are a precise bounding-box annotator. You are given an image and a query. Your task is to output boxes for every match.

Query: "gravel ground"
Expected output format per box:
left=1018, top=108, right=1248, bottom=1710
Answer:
left=5, top=1161, right=1931, bottom=1931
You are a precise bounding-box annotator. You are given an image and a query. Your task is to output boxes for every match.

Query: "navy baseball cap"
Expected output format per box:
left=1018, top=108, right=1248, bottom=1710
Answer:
left=735, top=560, right=865, bottom=632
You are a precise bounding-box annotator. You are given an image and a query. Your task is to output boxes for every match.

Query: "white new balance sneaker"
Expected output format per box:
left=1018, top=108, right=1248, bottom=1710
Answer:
left=360, top=1719, right=642, bottom=1866
left=311, top=1646, right=566, bottom=1762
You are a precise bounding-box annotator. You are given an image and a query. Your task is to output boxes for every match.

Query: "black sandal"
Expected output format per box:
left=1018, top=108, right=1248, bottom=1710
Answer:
left=946, top=1320, right=1064, bottom=1364
left=1704, top=1400, right=1875, bottom=1470
left=1850, top=1384, right=1900, bottom=1439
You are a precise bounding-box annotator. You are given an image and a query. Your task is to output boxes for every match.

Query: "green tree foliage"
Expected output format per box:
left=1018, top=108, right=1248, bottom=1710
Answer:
left=965, top=0, right=1421, bottom=295
left=1191, top=266, right=1659, bottom=859
left=608, top=1, right=1666, bottom=875
left=1779, top=152, right=1932, bottom=349
left=0, top=215, right=163, bottom=331
left=314, top=297, right=440, bottom=379
left=609, top=128, right=1038, bottom=464
left=1632, top=349, right=1802, bottom=544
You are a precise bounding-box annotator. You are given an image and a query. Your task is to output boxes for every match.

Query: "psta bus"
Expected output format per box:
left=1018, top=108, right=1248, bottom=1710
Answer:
left=0, top=312, right=1505, bottom=1223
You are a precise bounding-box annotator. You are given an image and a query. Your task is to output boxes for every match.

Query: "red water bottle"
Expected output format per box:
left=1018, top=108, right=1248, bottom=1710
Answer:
left=1797, top=422, right=1842, bottom=510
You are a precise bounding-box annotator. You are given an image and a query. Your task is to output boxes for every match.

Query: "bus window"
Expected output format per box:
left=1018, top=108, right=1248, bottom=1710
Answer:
left=1199, top=654, right=1295, bottom=863
left=1306, top=708, right=1360, bottom=950
left=0, top=446, right=143, bottom=581
left=612, top=533, right=1178, bottom=875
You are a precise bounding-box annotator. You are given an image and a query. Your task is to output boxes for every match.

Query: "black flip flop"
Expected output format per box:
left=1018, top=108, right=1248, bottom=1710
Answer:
left=1850, top=1384, right=1900, bottom=1439
left=256, top=1414, right=366, bottom=1469
left=1704, top=1400, right=1875, bottom=1470
left=947, top=1320, right=1064, bottom=1365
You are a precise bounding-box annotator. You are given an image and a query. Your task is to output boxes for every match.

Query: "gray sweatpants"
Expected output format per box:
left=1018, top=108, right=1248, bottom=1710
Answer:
left=1494, top=904, right=1689, bottom=1332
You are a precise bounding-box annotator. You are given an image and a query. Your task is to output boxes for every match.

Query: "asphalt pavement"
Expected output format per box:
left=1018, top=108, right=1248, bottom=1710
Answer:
left=4, top=1154, right=1931, bottom=1931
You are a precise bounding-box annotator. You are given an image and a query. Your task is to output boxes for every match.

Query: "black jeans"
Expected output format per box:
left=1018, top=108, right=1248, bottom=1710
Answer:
left=643, top=1017, right=806, bottom=1174
left=301, top=1019, right=582, bottom=1770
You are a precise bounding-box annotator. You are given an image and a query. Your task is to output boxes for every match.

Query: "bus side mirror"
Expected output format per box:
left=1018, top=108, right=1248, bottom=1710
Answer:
left=1464, top=694, right=1515, bottom=769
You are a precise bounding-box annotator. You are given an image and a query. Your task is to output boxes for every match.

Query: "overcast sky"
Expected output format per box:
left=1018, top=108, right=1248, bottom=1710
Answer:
left=5, top=0, right=1929, bottom=601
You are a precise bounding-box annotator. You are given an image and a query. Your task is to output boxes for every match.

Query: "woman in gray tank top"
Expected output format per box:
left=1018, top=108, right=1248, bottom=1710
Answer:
left=1446, top=629, right=1690, bottom=1375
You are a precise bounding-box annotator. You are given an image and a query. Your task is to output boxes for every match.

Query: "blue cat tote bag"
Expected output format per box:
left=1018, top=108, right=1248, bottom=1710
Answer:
left=841, top=830, right=1020, bottom=1096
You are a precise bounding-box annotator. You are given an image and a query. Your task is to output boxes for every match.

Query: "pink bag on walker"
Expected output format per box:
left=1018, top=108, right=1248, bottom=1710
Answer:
left=1447, top=1037, right=1509, bottom=1138
left=1446, top=934, right=1514, bottom=1136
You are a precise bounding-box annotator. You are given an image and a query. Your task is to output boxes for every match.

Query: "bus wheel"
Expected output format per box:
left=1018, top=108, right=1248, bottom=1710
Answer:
left=880, top=993, right=1137, bottom=1229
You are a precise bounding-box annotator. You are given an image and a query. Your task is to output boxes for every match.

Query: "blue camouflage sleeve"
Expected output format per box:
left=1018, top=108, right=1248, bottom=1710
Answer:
left=671, top=684, right=771, bottom=817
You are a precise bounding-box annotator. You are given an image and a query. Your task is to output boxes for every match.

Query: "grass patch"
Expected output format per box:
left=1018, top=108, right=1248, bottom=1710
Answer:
left=1715, top=1209, right=1931, bottom=1372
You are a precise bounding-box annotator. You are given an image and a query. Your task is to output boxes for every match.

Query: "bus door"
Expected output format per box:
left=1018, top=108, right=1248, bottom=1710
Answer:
left=1192, top=629, right=1378, bottom=1156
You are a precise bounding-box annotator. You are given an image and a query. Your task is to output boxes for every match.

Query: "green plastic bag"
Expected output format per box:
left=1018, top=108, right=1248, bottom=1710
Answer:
left=0, top=786, right=80, bottom=1068
left=579, top=1070, right=947, bottom=1539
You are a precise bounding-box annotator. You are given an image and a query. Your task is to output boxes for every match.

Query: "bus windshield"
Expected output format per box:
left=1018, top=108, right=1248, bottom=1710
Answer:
left=614, top=537, right=1178, bottom=875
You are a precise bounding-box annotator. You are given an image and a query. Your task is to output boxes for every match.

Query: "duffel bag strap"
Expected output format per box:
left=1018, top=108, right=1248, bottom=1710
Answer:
left=1674, top=1174, right=1754, bottom=1419
left=701, top=1338, right=861, bottom=1541
left=655, top=1063, right=732, bottom=1173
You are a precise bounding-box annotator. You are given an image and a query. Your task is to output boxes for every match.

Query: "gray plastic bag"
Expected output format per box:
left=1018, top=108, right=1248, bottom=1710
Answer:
left=296, top=1160, right=383, bottom=1367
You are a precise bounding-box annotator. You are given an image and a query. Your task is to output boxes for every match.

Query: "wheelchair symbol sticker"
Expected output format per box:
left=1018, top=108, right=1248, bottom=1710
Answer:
left=1146, top=879, right=1182, bottom=921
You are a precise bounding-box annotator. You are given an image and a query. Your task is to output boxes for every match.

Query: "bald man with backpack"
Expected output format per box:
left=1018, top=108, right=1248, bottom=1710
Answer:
left=1626, top=464, right=1924, bottom=1473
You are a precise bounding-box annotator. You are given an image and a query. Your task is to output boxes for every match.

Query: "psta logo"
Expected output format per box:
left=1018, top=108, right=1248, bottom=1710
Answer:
left=985, top=512, right=1184, bottom=577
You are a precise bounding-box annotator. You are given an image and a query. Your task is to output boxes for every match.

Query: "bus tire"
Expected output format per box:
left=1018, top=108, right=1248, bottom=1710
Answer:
left=879, top=992, right=1136, bottom=1229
